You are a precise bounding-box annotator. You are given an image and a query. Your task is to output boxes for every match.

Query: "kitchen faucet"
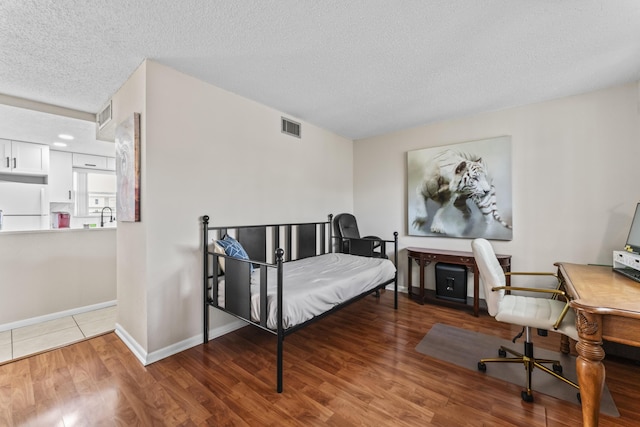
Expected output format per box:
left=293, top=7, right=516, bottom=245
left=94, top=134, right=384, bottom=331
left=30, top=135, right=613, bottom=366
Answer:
left=100, top=207, right=114, bottom=227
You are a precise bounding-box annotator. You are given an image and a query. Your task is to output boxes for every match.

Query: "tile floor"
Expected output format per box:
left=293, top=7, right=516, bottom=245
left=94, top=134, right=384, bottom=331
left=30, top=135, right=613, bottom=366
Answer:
left=0, top=305, right=116, bottom=364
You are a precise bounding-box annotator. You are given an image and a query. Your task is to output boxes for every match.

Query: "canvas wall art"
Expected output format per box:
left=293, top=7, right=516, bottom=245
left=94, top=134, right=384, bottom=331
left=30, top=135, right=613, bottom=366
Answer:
left=115, top=112, right=141, bottom=222
left=407, top=136, right=512, bottom=240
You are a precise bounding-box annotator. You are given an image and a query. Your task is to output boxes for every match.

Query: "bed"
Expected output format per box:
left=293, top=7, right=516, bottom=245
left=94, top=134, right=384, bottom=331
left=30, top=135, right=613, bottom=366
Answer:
left=202, top=214, right=398, bottom=392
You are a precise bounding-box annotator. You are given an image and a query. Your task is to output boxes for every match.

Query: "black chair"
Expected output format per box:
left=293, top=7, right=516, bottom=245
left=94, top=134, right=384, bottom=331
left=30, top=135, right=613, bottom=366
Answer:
left=333, top=213, right=384, bottom=258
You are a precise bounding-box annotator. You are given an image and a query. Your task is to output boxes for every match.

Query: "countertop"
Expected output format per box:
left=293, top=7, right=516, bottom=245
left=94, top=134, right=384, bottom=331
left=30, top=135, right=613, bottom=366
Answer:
left=0, top=225, right=117, bottom=235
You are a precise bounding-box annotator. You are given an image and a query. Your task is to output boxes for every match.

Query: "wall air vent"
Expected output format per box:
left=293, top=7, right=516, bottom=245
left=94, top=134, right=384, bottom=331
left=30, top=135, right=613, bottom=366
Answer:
left=281, top=117, right=301, bottom=138
left=96, top=100, right=115, bottom=142
left=97, top=100, right=112, bottom=130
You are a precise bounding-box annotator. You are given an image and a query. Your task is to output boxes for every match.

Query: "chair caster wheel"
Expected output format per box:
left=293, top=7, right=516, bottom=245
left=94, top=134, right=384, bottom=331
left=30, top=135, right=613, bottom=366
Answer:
left=477, top=362, right=486, bottom=372
left=553, top=363, right=563, bottom=374
left=521, top=391, right=534, bottom=402
left=498, top=348, right=507, bottom=357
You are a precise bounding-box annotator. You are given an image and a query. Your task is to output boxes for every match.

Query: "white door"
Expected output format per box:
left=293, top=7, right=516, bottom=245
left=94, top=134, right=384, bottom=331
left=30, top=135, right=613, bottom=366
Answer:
left=11, top=141, right=49, bottom=175
left=49, top=151, right=73, bottom=202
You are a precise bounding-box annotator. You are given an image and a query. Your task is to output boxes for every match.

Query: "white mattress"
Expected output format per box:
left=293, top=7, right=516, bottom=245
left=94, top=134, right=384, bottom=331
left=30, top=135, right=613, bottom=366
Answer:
left=217, top=253, right=396, bottom=330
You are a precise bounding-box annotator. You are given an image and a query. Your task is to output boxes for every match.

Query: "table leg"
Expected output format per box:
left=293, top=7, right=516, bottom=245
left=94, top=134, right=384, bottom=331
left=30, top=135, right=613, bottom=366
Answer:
left=473, top=266, right=479, bottom=317
left=574, top=309, right=605, bottom=427
left=408, top=255, right=413, bottom=300
left=419, top=258, right=425, bottom=304
left=502, top=263, right=512, bottom=296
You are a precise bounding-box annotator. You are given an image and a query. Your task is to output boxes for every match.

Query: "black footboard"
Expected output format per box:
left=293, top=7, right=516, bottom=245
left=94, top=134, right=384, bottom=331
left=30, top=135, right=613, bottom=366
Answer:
left=202, top=214, right=398, bottom=392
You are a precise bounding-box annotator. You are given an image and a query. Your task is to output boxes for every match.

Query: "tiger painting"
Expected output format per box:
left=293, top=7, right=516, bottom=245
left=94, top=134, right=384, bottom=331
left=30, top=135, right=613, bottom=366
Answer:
left=412, top=149, right=512, bottom=235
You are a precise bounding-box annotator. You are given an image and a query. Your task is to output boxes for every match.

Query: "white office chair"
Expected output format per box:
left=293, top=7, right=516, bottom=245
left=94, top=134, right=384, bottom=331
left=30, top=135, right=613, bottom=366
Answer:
left=471, top=238, right=580, bottom=402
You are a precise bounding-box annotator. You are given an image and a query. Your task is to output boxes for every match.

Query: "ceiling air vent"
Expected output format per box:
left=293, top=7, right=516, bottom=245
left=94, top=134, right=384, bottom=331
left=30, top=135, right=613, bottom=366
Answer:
left=281, top=117, right=301, bottom=138
left=97, top=100, right=112, bottom=130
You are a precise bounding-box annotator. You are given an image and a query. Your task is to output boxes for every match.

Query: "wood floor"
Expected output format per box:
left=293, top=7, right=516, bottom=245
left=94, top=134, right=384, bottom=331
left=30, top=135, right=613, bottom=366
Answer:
left=1, top=291, right=639, bottom=426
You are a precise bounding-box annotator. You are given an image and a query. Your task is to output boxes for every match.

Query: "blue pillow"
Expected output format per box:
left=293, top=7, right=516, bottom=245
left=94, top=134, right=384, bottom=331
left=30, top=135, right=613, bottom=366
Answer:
left=217, top=235, right=253, bottom=272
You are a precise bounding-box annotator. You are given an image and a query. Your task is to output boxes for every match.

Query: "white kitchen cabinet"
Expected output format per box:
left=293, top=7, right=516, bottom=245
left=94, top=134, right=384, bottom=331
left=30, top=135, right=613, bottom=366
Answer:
left=0, top=139, right=49, bottom=176
left=73, top=153, right=108, bottom=170
left=0, top=139, right=10, bottom=173
left=49, top=150, right=73, bottom=202
left=106, top=157, right=116, bottom=171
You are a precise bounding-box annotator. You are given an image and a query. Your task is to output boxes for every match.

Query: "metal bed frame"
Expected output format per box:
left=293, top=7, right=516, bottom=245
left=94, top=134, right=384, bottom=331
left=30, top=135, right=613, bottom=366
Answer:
left=202, top=214, right=398, bottom=392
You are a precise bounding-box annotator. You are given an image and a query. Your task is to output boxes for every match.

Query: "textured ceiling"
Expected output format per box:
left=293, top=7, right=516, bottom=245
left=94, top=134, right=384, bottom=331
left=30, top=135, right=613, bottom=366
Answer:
left=1, top=1, right=640, bottom=140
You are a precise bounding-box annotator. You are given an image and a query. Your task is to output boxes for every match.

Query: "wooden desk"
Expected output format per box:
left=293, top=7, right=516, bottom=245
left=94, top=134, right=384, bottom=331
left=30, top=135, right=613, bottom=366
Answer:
left=556, top=263, right=640, bottom=427
left=407, top=247, right=511, bottom=316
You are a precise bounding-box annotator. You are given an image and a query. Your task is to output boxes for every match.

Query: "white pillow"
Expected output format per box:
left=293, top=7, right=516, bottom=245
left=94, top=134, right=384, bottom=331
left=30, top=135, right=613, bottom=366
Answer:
left=212, top=240, right=226, bottom=272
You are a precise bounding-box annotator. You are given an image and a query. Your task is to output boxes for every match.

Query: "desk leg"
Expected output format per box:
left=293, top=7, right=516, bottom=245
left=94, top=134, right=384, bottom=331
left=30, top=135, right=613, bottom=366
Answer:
left=560, top=335, right=570, bottom=355
left=575, top=309, right=605, bottom=427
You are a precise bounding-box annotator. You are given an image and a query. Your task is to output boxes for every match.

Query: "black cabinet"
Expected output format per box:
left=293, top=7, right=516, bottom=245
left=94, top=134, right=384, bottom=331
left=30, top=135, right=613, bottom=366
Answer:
left=435, top=263, right=467, bottom=303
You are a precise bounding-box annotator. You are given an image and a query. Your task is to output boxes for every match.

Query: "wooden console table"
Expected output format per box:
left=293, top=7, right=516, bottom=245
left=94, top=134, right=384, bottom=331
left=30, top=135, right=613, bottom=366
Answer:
left=556, top=262, right=640, bottom=427
left=407, top=247, right=511, bottom=316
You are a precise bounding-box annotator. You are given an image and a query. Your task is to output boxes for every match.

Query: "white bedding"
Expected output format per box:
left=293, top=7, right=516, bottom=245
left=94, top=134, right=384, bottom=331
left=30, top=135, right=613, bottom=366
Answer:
left=217, top=253, right=396, bottom=330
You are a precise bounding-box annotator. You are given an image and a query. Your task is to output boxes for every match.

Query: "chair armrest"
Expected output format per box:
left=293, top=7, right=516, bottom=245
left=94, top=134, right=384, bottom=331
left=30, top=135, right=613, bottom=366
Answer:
left=362, top=235, right=382, bottom=249
left=490, top=286, right=566, bottom=297
left=506, top=272, right=558, bottom=278
left=505, top=271, right=563, bottom=298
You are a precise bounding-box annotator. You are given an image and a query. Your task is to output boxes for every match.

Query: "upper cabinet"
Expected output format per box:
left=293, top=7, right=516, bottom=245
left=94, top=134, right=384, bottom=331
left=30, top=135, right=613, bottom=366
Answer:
left=73, top=153, right=107, bottom=170
left=72, top=153, right=115, bottom=171
left=0, top=139, right=9, bottom=173
left=49, top=150, right=73, bottom=202
left=0, top=139, right=49, bottom=176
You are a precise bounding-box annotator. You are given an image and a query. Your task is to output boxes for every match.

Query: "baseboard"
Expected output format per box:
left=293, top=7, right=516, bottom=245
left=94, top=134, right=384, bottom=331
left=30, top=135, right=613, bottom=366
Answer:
left=113, top=285, right=401, bottom=366
left=207, top=318, right=247, bottom=341
left=385, top=283, right=408, bottom=293
left=114, top=323, right=147, bottom=365
left=0, top=300, right=117, bottom=333
left=115, top=318, right=247, bottom=366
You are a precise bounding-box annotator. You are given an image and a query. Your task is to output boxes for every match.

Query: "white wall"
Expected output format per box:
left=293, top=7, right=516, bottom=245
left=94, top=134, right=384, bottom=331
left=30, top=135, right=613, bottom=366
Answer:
left=0, top=228, right=116, bottom=330
left=354, top=82, right=640, bottom=291
left=110, top=61, right=149, bottom=355
left=112, top=60, right=353, bottom=360
left=111, top=63, right=639, bottom=362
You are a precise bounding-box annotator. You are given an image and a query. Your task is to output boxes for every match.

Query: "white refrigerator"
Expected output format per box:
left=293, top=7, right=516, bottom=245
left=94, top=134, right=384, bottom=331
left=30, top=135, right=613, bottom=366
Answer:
left=0, top=181, right=49, bottom=231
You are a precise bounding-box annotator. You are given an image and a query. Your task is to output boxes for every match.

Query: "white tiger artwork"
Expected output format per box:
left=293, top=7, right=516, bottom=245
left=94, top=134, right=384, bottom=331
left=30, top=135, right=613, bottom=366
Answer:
left=412, top=149, right=512, bottom=235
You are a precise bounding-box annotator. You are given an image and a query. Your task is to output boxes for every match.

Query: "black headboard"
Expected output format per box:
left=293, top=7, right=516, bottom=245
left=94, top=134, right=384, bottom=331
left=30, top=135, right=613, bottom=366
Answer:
left=203, top=215, right=333, bottom=265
